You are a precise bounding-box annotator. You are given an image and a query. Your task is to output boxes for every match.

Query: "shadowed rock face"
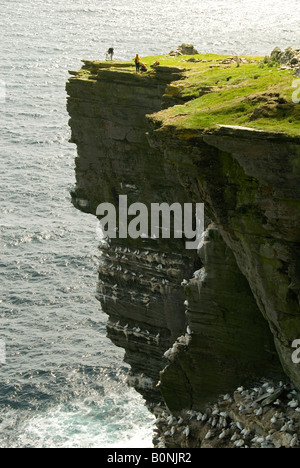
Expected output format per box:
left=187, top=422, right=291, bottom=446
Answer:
left=147, top=123, right=300, bottom=392
left=66, top=62, right=200, bottom=405
left=66, top=61, right=299, bottom=415
left=159, top=226, right=283, bottom=412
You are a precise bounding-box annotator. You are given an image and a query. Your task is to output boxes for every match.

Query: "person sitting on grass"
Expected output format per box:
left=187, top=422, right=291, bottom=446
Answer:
left=140, top=63, right=148, bottom=73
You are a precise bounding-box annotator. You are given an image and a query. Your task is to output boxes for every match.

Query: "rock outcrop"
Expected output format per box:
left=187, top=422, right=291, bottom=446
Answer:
left=271, top=46, right=300, bottom=75
left=66, top=55, right=300, bottom=447
left=169, top=44, right=199, bottom=56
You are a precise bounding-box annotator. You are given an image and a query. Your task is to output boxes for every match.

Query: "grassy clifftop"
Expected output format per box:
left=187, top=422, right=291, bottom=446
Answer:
left=141, top=53, right=299, bottom=136
left=75, top=53, right=299, bottom=136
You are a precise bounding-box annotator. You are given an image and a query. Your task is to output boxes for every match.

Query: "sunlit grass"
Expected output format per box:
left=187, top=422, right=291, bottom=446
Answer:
left=143, top=56, right=300, bottom=136
left=75, top=53, right=300, bottom=136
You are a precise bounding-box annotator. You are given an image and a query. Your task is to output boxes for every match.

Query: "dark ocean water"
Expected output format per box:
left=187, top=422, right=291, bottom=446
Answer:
left=1, top=0, right=300, bottom=448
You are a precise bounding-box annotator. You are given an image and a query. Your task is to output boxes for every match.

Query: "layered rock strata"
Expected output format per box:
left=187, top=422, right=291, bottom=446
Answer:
left=147, top=122, right=300, bottom=392
left=66, top=61, right=200, bottom=405
left=66, top=59, right=300, bottom=444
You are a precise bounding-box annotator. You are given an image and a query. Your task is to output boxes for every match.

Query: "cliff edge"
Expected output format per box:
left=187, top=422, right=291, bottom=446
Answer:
left=66, top=50, right=300, bottom=447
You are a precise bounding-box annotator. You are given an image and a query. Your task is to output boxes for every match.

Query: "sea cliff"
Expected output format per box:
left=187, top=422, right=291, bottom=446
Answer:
left=66, top=50, right=300, bottom=447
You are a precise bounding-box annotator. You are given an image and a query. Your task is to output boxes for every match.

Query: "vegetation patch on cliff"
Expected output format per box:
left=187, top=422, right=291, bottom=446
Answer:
left=143, top=54, right=299, bottom=136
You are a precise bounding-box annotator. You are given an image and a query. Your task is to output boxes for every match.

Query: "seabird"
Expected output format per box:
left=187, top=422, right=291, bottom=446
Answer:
left=166, top=416, right=173, bottom=425
left=236, top=422, right=243, bottom=431
left=254, top=407, right=263, bottom=416
left=290, top=434, right=298, bottom=448
left=256, top=437, right=265, bottom=444
left=241, top=428, right=251, bottom=437
left=280, top=423, right=288, bottom=432
left=204, top=430, right=212, bottom=440
left=288, top=399, right=298, bottom=408
left=219, top=429, right=227, bottom=439
left=234, top=439, right=244, bottom=447
left=220, top=417, right=227, bottom=428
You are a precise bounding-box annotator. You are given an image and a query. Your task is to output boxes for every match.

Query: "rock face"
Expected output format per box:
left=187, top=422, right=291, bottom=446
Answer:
left=271, top=46, right=300, bottom=74
left=66, top=61, right=200, bottom=405
left=147, top=123, right=300, bottom=393
left=66, top=58, right=300, bottom=445
left=159, top=226, right=282, bottom=412
left=169, top=44, right=199, bottom=56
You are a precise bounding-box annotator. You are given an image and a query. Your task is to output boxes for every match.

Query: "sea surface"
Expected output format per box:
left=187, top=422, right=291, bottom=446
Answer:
left=1, top=0, right=300, bottom=449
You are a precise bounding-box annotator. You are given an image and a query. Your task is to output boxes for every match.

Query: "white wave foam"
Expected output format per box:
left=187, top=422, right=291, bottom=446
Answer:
left=11, top=389, right=154, bottom=448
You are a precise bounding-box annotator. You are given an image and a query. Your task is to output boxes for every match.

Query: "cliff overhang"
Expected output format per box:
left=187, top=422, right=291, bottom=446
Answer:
left=66, top=52, right=300, bottom=443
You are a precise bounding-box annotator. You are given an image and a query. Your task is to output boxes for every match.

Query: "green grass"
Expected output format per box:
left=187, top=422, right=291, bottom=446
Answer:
left=75, top=54, right=300, bottom=137
left=139, top=54, right=300, bottom=137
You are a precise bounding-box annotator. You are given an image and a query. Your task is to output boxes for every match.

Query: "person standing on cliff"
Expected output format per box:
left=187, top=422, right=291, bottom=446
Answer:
left=134, top=54, right=141, bottom=73
left=106, top=48, right=114, bottom=60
